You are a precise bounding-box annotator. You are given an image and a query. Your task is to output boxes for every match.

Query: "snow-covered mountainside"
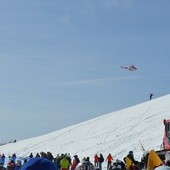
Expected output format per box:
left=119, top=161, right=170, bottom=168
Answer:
left=0, top=95, right=170, bottom=162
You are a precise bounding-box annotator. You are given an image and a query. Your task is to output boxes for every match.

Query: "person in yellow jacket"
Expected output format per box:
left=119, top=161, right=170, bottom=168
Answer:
left=124, top=156, right=133, bottom=170
left=60, top=156, right=71, bottom=170
left=124, top=151, right=138, bottom=170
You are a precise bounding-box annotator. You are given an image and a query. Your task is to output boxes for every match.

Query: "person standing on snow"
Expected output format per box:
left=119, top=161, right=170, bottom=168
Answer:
left=124, top=151, right=138, bottom=170
left=110, top=159, right=125, bottom=170
left=14, top=160, right=22, bottom=170
left=71, top=155, right=80, bottom=170
left=106, top=153, right=113, bottom=170
left=0, top=154, right=5, bottom=166
left=149, top=93, right=154, bottom=100
left=126, top=151, right=138, bottom=165
left=11, top=153, right=17, bottom=164
left=94, top=154, right=99, bottom=167
left=75, top=157, right=95, bottom=170
left=60, top=155, right=71, bottom=170
left=98, top=153, right=104, bottom=170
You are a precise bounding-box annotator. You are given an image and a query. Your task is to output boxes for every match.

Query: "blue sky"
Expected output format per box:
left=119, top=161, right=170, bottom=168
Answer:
left=0, top=0, right=170, bottom=141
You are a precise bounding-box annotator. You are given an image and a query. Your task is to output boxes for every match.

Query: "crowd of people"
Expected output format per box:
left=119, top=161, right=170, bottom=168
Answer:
left=0, top=151, right=123, bottom=170
left=0, top=150, right=170, bottom=170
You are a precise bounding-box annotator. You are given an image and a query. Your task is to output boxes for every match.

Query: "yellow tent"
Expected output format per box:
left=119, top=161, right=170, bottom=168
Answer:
left=147, top=150, right=163, bottom=170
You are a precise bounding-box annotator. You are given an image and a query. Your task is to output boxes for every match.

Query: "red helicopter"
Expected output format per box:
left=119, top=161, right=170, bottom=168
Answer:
left=120, top=64, right=137, bottom=71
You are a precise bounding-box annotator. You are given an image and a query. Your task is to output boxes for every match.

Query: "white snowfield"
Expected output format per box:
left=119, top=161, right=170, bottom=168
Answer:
left=0, top=94, right=170, bottom=164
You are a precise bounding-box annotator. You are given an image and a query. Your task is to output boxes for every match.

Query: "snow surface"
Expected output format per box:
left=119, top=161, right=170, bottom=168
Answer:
left=0, top=94, right=170, bottom=165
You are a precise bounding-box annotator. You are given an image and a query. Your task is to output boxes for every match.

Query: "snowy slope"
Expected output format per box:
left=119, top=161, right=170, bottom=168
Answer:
left=0, top=94, right=170, bottom=162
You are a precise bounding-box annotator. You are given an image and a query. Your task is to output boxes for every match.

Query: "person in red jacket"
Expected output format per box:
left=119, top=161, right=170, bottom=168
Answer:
left=71, top=155, right=80, bottom=170
left=94, top=154, right=99, bottom=167
left=106, top=153, right=113, bottom=170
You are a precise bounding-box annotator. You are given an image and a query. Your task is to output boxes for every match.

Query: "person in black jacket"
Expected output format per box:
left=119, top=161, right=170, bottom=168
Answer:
left=127, top=151, right=138, bottom=165
left=98, top=153, right=104, bottom=170
left=149, top=93, right=154, bottom=100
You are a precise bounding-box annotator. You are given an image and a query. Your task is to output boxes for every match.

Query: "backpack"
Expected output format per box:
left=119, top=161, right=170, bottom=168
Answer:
left=100, top=156, right=104, bottom=163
